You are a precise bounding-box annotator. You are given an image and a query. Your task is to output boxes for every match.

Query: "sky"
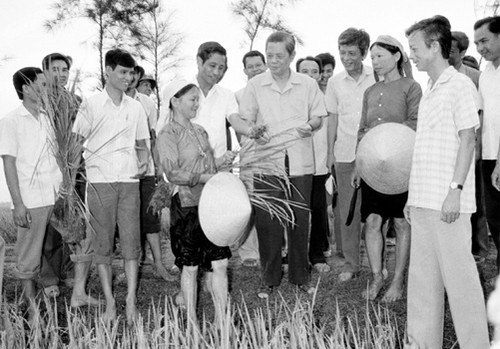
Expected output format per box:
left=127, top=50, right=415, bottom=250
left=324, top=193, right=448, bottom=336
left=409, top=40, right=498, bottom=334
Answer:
left=0, top=0, right=491, bottom=203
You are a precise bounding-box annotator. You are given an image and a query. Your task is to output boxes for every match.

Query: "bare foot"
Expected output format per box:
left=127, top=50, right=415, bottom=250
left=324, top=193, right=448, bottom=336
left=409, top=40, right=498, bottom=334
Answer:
left=102, top=300, right=117, bottom=323
left=362, top=274, right=384, bottom=300
left=155, top=263, right=177, bottom=282
left=70, top=294, right=103, bottom=308
left=338, top=271, right=355, bottom=282
left=126, top=302, right=139, bottom=325
left=382, top=279, right=404, bottom=302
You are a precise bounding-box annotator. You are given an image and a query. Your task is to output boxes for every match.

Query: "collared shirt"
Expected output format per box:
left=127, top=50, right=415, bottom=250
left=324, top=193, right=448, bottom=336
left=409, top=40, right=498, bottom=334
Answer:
left=313, top=93, right=329, bottom=175
left=72, top=90, right=150, bottom=183
left=458, top=63, right=481, bottom=89
left=408, top=66, right=479, bottom=213
left=0, top=105, right=62, bottom=209
left=157, top=120, right=216, bottom=207
left=132, top=90, right=158, bottom=176
left=358, top=77, right=422, bottom=142
left=239, top=70, right=327, bottom=176
left=191, top=78, right=239, bottom=158
left=478, top=62, right=500, bottom=160
left=325, top=65, right=375, bottom=163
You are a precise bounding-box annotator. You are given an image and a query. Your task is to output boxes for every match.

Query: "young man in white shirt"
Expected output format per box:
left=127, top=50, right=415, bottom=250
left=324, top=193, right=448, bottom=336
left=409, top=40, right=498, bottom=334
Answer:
left=73, top=49, right=150, bottom=324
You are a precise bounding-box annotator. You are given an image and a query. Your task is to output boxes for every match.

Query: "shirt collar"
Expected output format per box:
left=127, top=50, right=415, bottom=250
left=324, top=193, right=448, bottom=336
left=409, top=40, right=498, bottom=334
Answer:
left=98, top=89, right=129, bottom=108
left=427, top=66, right=456, bottom=91
left=340, top=65, right=373, bottom=82
left=259, top=70, right=302, bottom=92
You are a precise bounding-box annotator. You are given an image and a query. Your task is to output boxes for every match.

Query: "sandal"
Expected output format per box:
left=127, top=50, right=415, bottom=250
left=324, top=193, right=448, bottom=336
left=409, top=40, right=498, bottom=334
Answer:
left=257, top=285, right=274, bottom=299
left=242, top=258, right=258, bottom=268
left=313, top=263, right=331, bottom=273
left=44, top=285, right=60, bottom=298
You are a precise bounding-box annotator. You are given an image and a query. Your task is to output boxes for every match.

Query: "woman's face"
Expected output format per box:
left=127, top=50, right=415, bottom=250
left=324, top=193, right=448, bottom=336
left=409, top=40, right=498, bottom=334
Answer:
left=174, top=86, right=200, bottom=120
left=370, top=45, right=399, bottom=77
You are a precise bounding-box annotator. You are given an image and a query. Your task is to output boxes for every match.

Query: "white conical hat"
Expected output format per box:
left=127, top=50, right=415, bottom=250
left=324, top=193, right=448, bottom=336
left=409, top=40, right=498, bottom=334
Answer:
left=199, top=172, right=252, bottom=247
left=356, top=123, right=416, bottom=195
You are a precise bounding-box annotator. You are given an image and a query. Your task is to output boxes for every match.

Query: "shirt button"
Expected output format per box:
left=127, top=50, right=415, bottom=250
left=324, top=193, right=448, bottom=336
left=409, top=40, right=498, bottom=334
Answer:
left=377, top=117, right=381, bottom=120
left=378, top=104, right=382, bottom=107
left=380, top=92, right=383, bottom=96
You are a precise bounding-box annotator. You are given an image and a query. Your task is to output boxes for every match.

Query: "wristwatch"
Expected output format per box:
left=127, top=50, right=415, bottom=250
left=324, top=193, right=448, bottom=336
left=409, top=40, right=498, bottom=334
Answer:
left=450, top=182, right=463, bottom=190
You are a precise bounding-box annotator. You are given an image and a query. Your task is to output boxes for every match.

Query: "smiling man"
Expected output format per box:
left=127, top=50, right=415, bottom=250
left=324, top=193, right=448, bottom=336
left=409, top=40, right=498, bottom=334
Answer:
left=237, top=32, right=326, bottom=298
left=405, top=15, right=488, bottom=349
left=324, top=28, right=375, bottom=282
left=72, top=48, right=150, bottom=324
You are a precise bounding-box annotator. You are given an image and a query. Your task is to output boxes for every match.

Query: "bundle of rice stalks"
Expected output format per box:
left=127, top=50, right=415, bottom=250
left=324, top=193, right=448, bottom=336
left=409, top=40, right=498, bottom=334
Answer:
left=148, top=179, right=175, bottom=214
left=39, top=84, right=87, bottom=245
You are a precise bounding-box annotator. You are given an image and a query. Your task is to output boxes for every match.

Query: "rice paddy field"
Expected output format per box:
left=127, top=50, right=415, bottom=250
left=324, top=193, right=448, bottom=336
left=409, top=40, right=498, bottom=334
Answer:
left=0, top=203, right=494, bottom=348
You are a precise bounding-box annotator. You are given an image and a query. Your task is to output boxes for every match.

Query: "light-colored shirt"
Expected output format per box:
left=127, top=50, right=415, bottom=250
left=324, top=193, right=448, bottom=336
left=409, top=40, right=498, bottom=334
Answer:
left=0, top=105, right=62, bottom=209
left=72, top=90, right=150, bottom=183
left=478, top=62, right=500, bottom=160
left=458, top=63, right=480, bottom=89
left=358, top=77, right=422, bottom=142
left=407, top=66, right=478, bottom=213
left=192, top=78, right=239, bottom=158
left=325, top=65, right=375, bottom=163
left=157, top=120, right=216, bottom=207
left=132, top=90, right=157, bottom=176
left=312, top=93, right=329, bottom=175
left=239, top=70, right=327, bottom=176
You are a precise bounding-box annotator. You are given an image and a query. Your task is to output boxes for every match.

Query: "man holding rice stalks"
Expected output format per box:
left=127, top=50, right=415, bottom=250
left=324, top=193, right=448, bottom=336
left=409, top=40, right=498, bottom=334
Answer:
left=72, top=49, right=150, bottom=324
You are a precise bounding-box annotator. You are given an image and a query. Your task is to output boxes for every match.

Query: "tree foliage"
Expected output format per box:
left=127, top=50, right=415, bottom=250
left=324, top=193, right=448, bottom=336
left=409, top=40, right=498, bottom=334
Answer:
left=127, top=0, right=183, bottom=111
left=231, top=0, right=303, bottom=51
left=45, top=0, right=156, bottom=87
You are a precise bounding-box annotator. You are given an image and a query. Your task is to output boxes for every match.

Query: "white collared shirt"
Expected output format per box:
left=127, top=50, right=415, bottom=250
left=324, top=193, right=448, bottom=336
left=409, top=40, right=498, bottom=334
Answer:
left=132, top=90, right=157, bottom=176
left=324, top=65, right=375, bottom=163
left=478, top=62, right=500, bottom=160
left=0, top=105, right=62, bottom=208
left=72, top=90, right=150, bottom=183
left=191, top=78, right=239, bottom=158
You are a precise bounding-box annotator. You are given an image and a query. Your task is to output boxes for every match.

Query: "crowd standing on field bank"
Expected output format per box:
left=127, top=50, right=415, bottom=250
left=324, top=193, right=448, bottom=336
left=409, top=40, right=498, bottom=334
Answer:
left=1, top=12, right=500, bottom=349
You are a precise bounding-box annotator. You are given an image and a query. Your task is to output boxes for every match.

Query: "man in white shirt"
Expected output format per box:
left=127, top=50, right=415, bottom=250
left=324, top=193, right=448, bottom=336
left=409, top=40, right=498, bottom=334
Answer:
left=73, top=49, right=150, bottom=324
left=474, top=16, right=500, bottom=279
left=0, top=67, right=62, bottom=316
left=324, top=28, right=375, bottom=282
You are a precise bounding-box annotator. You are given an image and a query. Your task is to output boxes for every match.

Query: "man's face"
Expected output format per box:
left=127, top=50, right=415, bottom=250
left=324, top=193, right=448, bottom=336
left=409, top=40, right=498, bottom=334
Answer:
left=24, top=73, right=47, bottom=102
left=137, top=80, right=153, bottom=96
left=243, top=56, right=266, bottom=79
left=45, top=59, right=69, bottom=88
left=106, top=64, right=134, bottom=92
left=408, top=30, right=435, bottom=72
left=448, top=40, right=462, bottom=67
left=298, top=60, right=320, bottom=82
left=128, top=71, right=141, bottom=91
left=319, top=63, right=334, bottom=90
left=339, top=45, right=364, bottom=74
left=266, top=41, right=295, bottom=77
left=197, top=53, right=227, bottom=88
left=474, top=23, right=500, bottom=64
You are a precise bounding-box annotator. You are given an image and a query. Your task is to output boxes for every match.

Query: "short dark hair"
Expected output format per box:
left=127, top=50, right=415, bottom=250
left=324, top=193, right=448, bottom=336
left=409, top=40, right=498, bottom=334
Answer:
left=242, top=50, right=265, bottom=68
left=197, top=41, right=227, bottom=64
left=451, top=31, right=470, bottom=52
left=266, top=32, right=296, bottom=55
left=406, top=15, right=452, bottom=59
left=338, top=28, right=370, bottom=56
left=295, top=56, right=322, bottom=73
left=13, top=67, right=43, bottom=100
left=315, top=53, right=336, bottom=72
left=134, top=65, right=145, bottom=80
left=474, top=16, right=500, bottom=33
left=105, top=49, right=135, bottom=70
left=462, top=55, right=480, bottom=70
left=42, top=52, right=71, bottom=71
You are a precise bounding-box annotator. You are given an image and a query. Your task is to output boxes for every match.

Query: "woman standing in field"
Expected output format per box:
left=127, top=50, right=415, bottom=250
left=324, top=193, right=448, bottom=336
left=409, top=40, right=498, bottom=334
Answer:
left=156, top=80, right=235, bottom=324
left=353, top=35, right=422, bottom=302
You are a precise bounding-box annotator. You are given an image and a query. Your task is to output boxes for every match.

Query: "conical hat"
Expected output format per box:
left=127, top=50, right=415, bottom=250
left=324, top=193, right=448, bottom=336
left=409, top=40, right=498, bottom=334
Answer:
left=356, top=123, right=415, bottom=195
left=199, top=172, right=252, bottom=247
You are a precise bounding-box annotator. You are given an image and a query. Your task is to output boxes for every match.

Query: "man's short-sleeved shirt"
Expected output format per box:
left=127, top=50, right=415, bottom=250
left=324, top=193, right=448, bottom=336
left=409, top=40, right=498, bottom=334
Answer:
left=458, top=64, right=480, bottom=89
left=72, top=90, right=150, bottom=183
left=408, top=67, right=479, bottom=213
left=133, top=90, right=157, bottom=176
left=478, top=62, right=500, bottom=160
left=191, top=79, right=239, bottom=158
left=239, top=70, right=327, bottom=176
left=0, top=105, right=62, bottom=209
left=324, top=65, right=375, bottom=163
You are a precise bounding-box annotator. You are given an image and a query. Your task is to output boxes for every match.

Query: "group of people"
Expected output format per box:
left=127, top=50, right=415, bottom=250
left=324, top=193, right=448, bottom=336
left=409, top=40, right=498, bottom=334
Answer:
left=1, top=12, right=500, bottom=349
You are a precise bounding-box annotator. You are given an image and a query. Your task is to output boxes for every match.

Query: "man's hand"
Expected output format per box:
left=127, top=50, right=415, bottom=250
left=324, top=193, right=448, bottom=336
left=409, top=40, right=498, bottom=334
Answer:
left=296, top=123, right=313, bottom=138
left=403, top=204, right=411, bottom=225
left=350, top=167, right=360, bottom=188
left=492, top=161, right=500, bottom=191
left=12, top=202, right=31, bottom=228
left=441, top=190, right=461, bottom=223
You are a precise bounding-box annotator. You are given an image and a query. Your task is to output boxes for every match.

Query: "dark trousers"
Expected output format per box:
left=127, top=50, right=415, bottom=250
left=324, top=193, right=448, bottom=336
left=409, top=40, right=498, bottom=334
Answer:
left=255, top=174, right=312, bottom=286
left=483, top=160, right=500, bottom=273
left=472, top=161, right=489, bottom=257
left=309, top=174, right=329, bottom=264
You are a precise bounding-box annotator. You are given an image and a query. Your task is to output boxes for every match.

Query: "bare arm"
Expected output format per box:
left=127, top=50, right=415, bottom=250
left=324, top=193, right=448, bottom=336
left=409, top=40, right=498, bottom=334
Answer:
left=2, top=155, right=31, bottom=228
left=134, top=139, right=150, bottom=179
left=326, top=112, right=338, bottom=170
left=492, top=138, right=500, bottom=191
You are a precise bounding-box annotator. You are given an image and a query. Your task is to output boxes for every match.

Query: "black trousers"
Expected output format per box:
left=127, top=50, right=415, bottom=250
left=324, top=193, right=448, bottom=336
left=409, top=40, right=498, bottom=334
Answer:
left=482, top=160, right=500, bottom=273
left=309, top=174, right=329, bottom=264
